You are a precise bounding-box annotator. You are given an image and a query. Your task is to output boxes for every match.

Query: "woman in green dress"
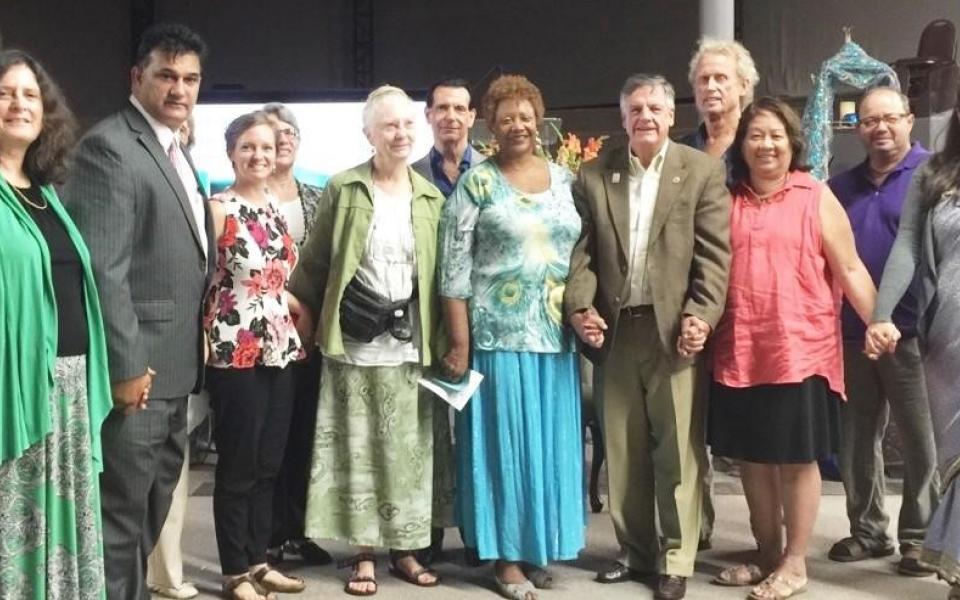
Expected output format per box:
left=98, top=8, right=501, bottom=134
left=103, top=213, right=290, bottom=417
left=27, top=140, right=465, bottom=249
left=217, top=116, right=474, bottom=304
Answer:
left=289, top=85, right=449, bottom=596
left=0, top=49, right=112, bottom=599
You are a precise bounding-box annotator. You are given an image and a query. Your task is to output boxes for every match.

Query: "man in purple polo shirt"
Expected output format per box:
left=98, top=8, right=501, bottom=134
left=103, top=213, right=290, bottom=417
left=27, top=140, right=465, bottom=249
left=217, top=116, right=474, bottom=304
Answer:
left=827, top=86, right=938, bottom=576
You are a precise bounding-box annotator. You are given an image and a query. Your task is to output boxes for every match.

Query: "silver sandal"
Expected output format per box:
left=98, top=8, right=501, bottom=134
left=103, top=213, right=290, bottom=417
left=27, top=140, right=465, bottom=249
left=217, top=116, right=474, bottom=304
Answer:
left=494, top=574, right=538, bottom=600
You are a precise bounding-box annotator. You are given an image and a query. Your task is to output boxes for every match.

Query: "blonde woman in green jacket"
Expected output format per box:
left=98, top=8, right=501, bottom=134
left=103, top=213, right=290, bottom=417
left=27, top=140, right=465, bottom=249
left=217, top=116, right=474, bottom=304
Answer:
left=288, top=85, right=449, bottom=596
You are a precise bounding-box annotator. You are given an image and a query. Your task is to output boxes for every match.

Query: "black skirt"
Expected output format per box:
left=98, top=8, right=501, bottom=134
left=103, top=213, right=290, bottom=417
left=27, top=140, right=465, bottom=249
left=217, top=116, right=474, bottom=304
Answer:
left=708, top=375, right=840, bottom=464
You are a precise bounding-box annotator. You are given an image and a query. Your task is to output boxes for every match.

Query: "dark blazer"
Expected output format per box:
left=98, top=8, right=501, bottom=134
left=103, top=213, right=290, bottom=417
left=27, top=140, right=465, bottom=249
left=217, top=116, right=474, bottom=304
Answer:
left=63, top=102, right=215, bottom=399
left=564, top=142, right=732, bottom=366
left=410, top=145, right=485, bottom=190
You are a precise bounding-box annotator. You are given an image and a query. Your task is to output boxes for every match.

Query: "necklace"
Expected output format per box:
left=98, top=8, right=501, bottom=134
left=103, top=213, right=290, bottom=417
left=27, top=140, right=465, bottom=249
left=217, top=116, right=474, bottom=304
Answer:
left=744, top=173, right=789, bottom=203
left=8, top=182, right=48, bottom=210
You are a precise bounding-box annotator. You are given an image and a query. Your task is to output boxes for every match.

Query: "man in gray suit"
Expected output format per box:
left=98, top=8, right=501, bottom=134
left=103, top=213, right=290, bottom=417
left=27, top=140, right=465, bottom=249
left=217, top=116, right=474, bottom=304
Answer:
left=63, top=23, right=213, bottom=600
left=411, top=77, right=484, bottom=196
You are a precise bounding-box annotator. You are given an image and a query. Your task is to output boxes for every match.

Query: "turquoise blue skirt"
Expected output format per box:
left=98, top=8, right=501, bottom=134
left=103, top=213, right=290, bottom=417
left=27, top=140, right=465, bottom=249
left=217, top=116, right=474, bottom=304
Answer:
left=456, top=350, right=585, bottom=566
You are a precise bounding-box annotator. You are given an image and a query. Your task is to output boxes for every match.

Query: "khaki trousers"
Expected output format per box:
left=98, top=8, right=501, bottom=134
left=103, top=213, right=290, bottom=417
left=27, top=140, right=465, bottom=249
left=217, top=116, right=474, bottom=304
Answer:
left=146, top=443, right=190, bottom=589
left=598, top=310, right=704, bottom=576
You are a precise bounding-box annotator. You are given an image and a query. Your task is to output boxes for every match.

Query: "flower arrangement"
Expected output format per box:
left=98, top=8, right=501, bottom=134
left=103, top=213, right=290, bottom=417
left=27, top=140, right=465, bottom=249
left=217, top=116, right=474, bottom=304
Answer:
left=553, top=130, right=608, bottom=174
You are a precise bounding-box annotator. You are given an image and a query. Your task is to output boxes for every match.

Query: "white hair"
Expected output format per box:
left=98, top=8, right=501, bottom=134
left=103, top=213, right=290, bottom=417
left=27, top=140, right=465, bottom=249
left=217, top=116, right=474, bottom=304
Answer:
left=362, top=84, right=412, bottom=130
left=689, top=37, right=760, bottom=108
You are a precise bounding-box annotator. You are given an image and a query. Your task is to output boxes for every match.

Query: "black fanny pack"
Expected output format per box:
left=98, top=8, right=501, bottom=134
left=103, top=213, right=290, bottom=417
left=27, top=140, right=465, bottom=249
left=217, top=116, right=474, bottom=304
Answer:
left=339, top=276, right=417, bottom=343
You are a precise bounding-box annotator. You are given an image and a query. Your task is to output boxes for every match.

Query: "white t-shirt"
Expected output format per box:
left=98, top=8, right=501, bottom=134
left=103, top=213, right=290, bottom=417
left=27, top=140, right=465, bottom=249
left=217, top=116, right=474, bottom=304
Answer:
left=338, top=184, right=420, bottom=366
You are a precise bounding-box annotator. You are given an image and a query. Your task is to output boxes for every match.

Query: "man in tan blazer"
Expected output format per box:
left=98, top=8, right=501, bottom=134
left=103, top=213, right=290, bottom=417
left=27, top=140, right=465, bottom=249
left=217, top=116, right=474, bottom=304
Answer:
left=564, top=73, right=731, bottom=600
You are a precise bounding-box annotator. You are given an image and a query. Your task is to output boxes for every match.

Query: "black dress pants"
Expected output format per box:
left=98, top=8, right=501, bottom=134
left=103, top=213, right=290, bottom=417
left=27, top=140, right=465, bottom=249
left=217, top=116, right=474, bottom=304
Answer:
left=207, top=365, right=294, bottom=575
left=270, top=350, right=321, bottom=546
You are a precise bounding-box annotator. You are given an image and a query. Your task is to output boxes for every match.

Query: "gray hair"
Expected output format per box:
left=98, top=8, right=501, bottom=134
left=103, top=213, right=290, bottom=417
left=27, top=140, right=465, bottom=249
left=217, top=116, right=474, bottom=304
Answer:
left=262, top=102, right=300, bottom=133
left=688, top=37, right=760, bottom=108
left=362, top=85, right=412, bottom=130
left=858, top=86, right=911, bottom=115
left=620, top=73, right=676, bottom=112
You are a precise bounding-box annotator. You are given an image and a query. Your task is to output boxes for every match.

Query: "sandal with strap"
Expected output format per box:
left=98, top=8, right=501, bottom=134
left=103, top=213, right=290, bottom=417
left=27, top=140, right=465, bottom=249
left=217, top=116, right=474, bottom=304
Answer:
left=388, top=549, right=441, bottom=587
left=222, top=574, right=272, bottom=600
left=338, top=553, right=378, bottom=597
left=494, top=574, right=538, bottom=600
left=827, top=536, right=894, bottom=562
left=747, top=573, right=808, bottom=600
left=251, top=566, right=306, bottom=594
left=711, top=563, right=765, bottom=586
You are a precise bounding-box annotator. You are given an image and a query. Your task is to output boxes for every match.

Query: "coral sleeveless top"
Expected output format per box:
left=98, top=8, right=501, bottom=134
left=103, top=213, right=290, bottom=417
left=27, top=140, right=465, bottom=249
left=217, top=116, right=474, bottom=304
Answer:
left=712, top=171, right=845, bottom=398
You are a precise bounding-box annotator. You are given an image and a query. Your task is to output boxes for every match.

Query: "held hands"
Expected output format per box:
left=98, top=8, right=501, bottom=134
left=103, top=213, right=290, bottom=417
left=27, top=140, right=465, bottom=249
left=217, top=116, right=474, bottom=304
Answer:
left=677, top=314, right=710, bottom=358
left=440, top=344, right=469, bottom=382
left=570, top=308, right=608, bottom=349
left=111, top=367, right=156, bottom=415
left=288, top=294, right=315, bottom=349
left=864, top=322, right=901, bottom=360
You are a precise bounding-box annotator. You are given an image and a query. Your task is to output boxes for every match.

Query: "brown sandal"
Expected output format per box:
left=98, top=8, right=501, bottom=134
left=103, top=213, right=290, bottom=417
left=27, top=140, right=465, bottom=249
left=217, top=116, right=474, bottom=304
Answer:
left=339, top=553, right=378, bottom=596
left=712, top=563, right=765, bottom=586
left=388, top=549, right=441, bottom=587
left=222, top=574, right=273, bottom=600
left=251, top=566, right=306, bottom=594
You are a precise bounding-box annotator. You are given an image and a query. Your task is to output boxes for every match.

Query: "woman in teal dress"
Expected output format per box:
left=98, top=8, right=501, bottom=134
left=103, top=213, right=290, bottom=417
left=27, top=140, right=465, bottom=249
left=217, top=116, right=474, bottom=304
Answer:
left=438, top=74, right=584, bottom=600
left=0, top=50, right=112, bottom=599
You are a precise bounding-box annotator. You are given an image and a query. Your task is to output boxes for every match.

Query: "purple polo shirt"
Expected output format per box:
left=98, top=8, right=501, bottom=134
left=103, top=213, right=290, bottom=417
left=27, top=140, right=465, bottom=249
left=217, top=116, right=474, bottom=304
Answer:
left=828, top=142, right=929, bottom=342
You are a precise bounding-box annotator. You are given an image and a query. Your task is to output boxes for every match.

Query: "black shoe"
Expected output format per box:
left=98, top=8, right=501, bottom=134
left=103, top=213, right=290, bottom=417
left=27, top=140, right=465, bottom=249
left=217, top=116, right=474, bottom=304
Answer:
left=265, top=545, right=283, bottom=566
left=415, top=527, right=445, bottom=565
left=463, top=547, right=488, bottom=567
left=596, top=561, right=640, bottom=584
left=284, top=539, right=333, bottom=566
left=654, top=575, right=687, bottom=599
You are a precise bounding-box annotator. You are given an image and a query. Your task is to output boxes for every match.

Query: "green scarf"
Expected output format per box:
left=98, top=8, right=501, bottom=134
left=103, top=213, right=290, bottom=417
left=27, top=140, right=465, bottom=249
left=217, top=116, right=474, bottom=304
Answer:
left=0, top=180, right=112, bottom=471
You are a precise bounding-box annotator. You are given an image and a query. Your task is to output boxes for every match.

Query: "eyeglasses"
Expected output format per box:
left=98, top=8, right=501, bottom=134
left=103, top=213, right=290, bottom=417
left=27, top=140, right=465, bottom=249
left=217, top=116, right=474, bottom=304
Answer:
left=276, top=127, right=300, bottom=139
left=858, top=113, right=910, bottom=129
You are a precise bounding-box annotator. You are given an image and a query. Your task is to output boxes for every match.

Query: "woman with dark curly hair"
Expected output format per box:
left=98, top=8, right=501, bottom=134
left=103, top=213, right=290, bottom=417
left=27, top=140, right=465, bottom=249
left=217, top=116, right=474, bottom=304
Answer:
left=0, top=49, right=113, bottom=597
left=438, top=74, right=585, bottom=600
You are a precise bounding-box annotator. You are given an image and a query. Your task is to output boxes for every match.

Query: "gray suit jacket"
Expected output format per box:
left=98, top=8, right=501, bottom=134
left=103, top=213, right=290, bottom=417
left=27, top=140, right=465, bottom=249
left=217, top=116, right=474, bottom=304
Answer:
left=411, top=145, right=485, bottom=191
left=63, top=102, right=215, bottom=399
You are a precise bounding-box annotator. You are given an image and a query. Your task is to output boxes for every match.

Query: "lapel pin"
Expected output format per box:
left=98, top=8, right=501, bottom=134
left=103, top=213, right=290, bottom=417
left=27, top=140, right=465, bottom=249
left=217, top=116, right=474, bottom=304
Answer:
left=612, top=173, right=621, bottom=184
left=672, top=176, right=681, bottom=184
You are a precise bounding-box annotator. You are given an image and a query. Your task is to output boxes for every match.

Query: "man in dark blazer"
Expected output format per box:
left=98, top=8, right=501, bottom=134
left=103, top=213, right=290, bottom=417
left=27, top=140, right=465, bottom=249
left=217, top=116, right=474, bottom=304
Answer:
left=564, top=73, right=731, bottom=600
left=410, top=77, right=483, bottom=566
left=411, top=77, right=484, bottom=196
left=63, top=23, right=214, bottom=600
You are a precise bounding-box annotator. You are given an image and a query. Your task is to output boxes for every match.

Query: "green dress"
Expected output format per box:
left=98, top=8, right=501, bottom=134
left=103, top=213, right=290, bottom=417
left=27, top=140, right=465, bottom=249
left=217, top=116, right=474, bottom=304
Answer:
left=0, top=182, right=112, bottom=599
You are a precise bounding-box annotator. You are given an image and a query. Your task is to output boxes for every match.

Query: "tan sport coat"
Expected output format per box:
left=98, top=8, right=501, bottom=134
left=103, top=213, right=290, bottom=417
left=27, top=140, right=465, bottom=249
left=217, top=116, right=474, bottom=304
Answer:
left=564, top=142, right=731, bottom=367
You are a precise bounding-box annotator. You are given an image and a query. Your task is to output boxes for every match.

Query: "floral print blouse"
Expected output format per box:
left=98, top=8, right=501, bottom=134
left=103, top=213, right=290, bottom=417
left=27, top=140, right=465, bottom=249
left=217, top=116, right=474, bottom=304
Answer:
left=439, top=160, right=581, bottom=353
left=205, top=191, right=303, bottom=369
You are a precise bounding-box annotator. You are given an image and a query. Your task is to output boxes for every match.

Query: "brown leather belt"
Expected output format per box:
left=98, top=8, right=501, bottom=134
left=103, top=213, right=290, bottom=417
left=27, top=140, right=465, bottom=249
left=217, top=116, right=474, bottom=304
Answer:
left=620, top=304, right=654, bottom=318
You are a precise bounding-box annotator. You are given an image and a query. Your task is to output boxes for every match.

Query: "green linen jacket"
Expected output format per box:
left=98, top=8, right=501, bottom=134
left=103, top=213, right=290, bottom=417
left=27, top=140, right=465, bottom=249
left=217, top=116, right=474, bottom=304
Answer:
left=288, top=160, right=447, bottom=366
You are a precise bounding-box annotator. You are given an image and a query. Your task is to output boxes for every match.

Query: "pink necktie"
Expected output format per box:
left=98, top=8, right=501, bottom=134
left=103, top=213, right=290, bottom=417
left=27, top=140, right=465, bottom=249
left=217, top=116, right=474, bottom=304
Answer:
left=168, top=140, right=208, bottom=254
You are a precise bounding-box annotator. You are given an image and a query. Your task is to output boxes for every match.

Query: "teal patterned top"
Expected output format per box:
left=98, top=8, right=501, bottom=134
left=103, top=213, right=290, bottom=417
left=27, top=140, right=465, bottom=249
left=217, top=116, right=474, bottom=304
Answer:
left=439, top=160, right=581, bottom=353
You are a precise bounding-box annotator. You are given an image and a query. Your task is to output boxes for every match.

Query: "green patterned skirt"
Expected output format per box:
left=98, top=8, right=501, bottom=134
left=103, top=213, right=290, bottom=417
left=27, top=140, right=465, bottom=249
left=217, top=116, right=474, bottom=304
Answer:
left=304, top=360, right=453, bottom=549
left=0, top=355, right=105, bottom=599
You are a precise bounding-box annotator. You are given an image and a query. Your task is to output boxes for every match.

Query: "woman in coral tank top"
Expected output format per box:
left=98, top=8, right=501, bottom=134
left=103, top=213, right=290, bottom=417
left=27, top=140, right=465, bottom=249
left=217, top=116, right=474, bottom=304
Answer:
left=708, top=97, right=877, bottom=600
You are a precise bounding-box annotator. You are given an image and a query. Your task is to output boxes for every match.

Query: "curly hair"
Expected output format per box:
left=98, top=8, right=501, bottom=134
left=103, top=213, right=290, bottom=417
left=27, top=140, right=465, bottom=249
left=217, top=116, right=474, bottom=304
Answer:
left=481, top=74, right=545, bottom=125
left=728, top=97, right=810, bottom=183
left=0, top=50, right=77, bottom=185
left=688, top=37, right=760, bottom=109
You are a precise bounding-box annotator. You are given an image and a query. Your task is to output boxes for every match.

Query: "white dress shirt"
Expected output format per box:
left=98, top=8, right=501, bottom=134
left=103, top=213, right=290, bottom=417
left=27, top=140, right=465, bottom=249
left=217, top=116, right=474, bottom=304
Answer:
left=129, top=95, right=208, bottom=256
left=625, top=140, right=669, bottom=306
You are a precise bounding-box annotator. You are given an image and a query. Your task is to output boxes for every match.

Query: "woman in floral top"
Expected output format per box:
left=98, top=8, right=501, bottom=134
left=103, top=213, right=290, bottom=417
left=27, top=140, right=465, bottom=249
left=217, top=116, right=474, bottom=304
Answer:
left=203, top=111, right=306, bottom=600
left=438, top=75, right=585, bottom=600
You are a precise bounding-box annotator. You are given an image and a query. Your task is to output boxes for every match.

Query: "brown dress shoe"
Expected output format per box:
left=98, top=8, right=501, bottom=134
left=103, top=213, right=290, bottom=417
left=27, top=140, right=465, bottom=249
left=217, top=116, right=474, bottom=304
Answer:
left=654, top=574, right=687, bottom=599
